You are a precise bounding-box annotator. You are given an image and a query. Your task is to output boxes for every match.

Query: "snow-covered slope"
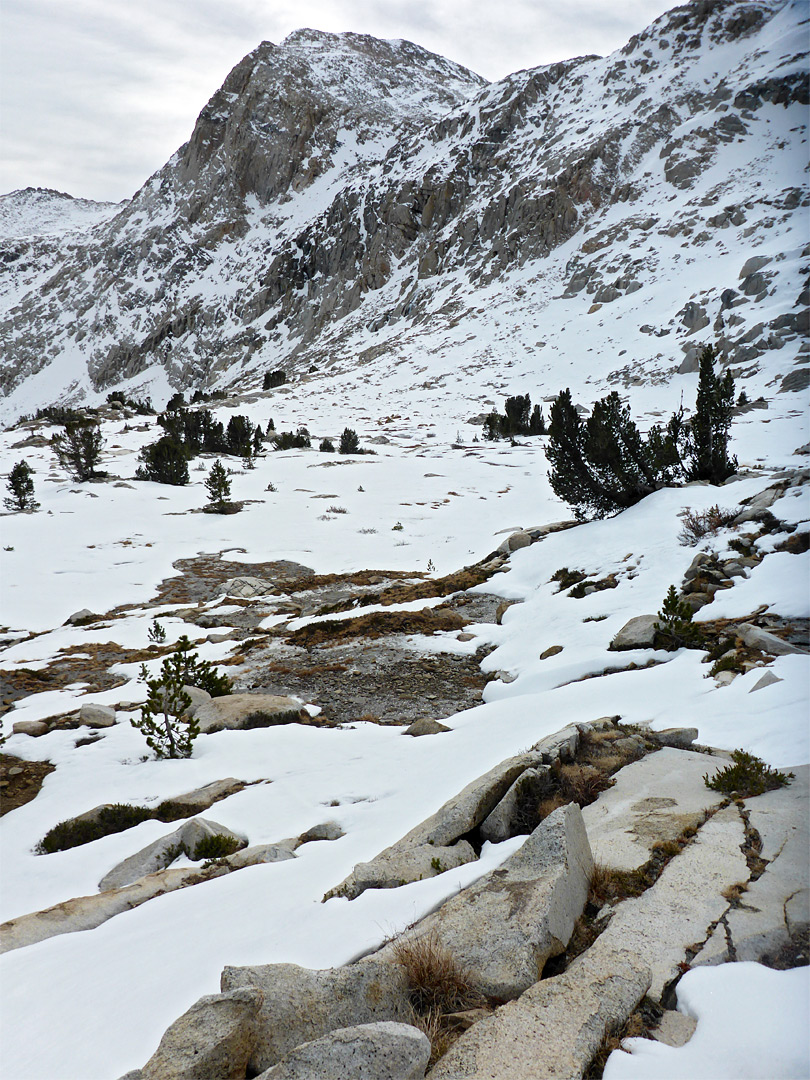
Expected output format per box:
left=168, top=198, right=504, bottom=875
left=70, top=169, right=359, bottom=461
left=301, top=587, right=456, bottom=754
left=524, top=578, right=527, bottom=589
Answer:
left=0, top=4, right=808, bottom=1079
left=0, top=188, right=123, bottom=241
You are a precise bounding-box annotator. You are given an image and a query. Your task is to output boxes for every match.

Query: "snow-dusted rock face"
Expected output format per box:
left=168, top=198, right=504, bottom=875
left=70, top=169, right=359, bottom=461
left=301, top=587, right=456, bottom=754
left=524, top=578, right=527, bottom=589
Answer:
left=0, top=1, right=806, bottom=420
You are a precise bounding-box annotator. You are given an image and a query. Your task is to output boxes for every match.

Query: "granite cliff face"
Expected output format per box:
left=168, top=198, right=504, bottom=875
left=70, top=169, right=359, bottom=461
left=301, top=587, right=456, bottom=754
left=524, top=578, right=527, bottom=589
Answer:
left=0, top=0, right=807, bottom=419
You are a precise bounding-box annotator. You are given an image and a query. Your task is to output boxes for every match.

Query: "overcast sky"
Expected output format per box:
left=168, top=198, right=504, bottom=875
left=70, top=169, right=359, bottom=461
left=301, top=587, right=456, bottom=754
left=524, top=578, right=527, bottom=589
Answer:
left=1, top=0, right=674, bottom=203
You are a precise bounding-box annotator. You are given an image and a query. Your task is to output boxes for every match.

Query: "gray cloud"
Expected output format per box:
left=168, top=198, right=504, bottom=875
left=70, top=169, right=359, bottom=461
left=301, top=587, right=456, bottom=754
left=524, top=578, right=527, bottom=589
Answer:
left=0, top=0, right=673, bottom=201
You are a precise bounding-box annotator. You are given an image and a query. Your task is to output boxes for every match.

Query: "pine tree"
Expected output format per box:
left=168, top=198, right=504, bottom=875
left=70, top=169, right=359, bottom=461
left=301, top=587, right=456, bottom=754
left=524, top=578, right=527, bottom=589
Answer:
left=4, top=460, right=39, bottom=511
left=339, top=427, right=360, bottom=454
left=503, top=394, right=531, bottom=435
left=132, top=655, right=197, bottom=759
left=529, top=404, right=545, bottom=435
left=686, top=345, right=737, bottom=483
left=205, top=459, right=231, bottom=512
left=654, top=585, right=704, bottom=650
left=135, top=435, right=189, bottom=485
left=226, top=414, right=253, bottom=455
left=52, top=423, right=104, bottom=480
left=546, top=389, right=609, bottom=518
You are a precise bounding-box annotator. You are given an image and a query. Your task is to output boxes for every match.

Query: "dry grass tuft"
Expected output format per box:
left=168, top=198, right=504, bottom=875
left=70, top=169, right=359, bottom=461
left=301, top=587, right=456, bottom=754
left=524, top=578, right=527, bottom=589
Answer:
left=393, top=932, right=488, bottom=1066
left=394, top=933, right=484, bottom=1016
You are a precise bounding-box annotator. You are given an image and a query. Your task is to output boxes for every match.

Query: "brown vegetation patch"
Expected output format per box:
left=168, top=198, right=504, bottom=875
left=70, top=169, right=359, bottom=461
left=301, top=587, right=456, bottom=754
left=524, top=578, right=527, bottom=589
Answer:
left=393, top=932, right=490, bottom=1067
left=0, top=754, right=55, bottom=816
left=147, top=552, right=417, bottom=608
left=311, top=562, right=501, bottom=616
left=286, top=606, right=467, bottom=648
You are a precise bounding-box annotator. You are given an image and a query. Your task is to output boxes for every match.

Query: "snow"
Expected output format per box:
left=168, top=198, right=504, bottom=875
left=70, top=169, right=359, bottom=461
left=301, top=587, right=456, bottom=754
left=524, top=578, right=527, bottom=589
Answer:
left=604, top=963, right=810, bottom=1080
left=0, top=3, right=808, bottom=1077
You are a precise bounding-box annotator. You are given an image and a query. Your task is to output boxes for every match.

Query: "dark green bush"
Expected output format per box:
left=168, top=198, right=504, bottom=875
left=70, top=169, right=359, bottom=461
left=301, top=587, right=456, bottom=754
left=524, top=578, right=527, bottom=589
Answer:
left=339, top=428, right=360, bottom=454
left=263, top=369, right=287, bottom=390
left=135, top=435, right=190, bottom=485
left=52, top=423, right=105, bottom=481
left=39, top=804, right=153, bottom=853
left=192, top=834, right=240, bottom=860
left=705, top=750, right=793, bottom=798
left=483, top=394, right=545, bottom=440
left=654, top=585, right=704, bottom=650
left=708, top=653, right=744, bottom=678
left=274, top=429, right=311, bottom=450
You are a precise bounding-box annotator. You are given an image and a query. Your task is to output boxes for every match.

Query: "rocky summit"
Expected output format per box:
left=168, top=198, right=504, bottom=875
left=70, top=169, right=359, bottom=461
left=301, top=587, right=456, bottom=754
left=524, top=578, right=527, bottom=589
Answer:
left=0, top=3, right=808, bottom=1079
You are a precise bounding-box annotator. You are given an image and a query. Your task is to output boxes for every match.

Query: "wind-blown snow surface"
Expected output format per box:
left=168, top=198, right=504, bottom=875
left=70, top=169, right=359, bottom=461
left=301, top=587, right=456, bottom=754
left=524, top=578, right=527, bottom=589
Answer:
left=0, top=375, right=807, bottom=1078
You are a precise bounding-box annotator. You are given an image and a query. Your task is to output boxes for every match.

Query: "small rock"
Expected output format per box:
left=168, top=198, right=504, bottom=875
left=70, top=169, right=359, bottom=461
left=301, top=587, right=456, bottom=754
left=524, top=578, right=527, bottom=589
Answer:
left=99, top=817, right=246, bottom=892
left=181, top=685, right=212, bottom=716
left=207, top=631, right=237, bottom=643
left=404, top=718, right=451, bottom=737
left=7, top=766, right=23, bottom=777
left=159, top=778, right=244, bottom=816
left=216, top=576, right=274, bottom=598
left=258, top=1021, right=430, bottom=1080
left=749, top=670, right=784, bottom=692
left=141, top=987, right=263, bottom=1080
left=65, top=608, right=96, bottom=625
left=651, top=1010, right=698, bottom=1047
left=296, top=822, right=344, bottom=845
left=79, top=704, right=116, bottom=728
left=335, top=841, right=476, bottom=900
left=195, top=694, right=306, bottom=734
left=505, top=531, right=532, bottom=552
left=456, top=632, right=475, bottom=642
left=609, top=614, right=658, bottom=650
left=650, top=728, right=698, bottom=750
left=495, top=600, right=519, bottom=625
left=739, top=254, right=772, bottom=279
left=715, top=670, right=738, bottom=686
left=737, top=623, right=808, bottom=656
left=539, top=645, right=564, bottom=660
left=11, top=720, right=48, bottom=737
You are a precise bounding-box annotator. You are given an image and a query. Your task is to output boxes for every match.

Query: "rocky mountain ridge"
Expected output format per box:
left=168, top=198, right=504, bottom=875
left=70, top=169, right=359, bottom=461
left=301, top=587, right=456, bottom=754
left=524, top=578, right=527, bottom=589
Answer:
left=0, top=0, right=807, bottom=424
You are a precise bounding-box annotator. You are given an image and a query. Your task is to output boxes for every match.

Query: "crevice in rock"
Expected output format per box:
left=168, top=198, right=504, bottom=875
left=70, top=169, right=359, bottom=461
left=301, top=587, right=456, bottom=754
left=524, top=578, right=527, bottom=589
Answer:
left=734, top=798, right=769, bottom=880
left=547, top=803, right=724, bottom=985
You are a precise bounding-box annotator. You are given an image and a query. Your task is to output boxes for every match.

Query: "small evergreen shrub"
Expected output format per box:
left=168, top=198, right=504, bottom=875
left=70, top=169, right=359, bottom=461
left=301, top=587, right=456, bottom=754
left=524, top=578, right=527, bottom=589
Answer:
left=263, top=369, right=287, bottom=390
left=319, top=438, right=335, bottom=452
left=654, top=585, right=704, bottom=650
left=204, top=459, right=232, bottom=513
left=52, top=423, right=105, bottom=481
left=4, top=460, right=39, bottom=511
left=39, top=804, right=152, bottom=853
left=192, top=834, right=240, bottom=861
left=704, top=750, right=794, bottom=798
left=106, top=391, right=153, bottom=414
left=274, top=429, right=311, bottom=450
left=131, top=636, right=230, bottom=758
left=148, top=619, right=166, bottom=644
left=550, top=567, right=587, bottom=591
left=484, top=394, right=545, bottom=440
left=708, top=653, right=744, bottom=678
left=135, top=435, right=190, bottom=485
left=339, top=427, right=360, bottom=454
left=133, top=660, right=196, bottom=760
